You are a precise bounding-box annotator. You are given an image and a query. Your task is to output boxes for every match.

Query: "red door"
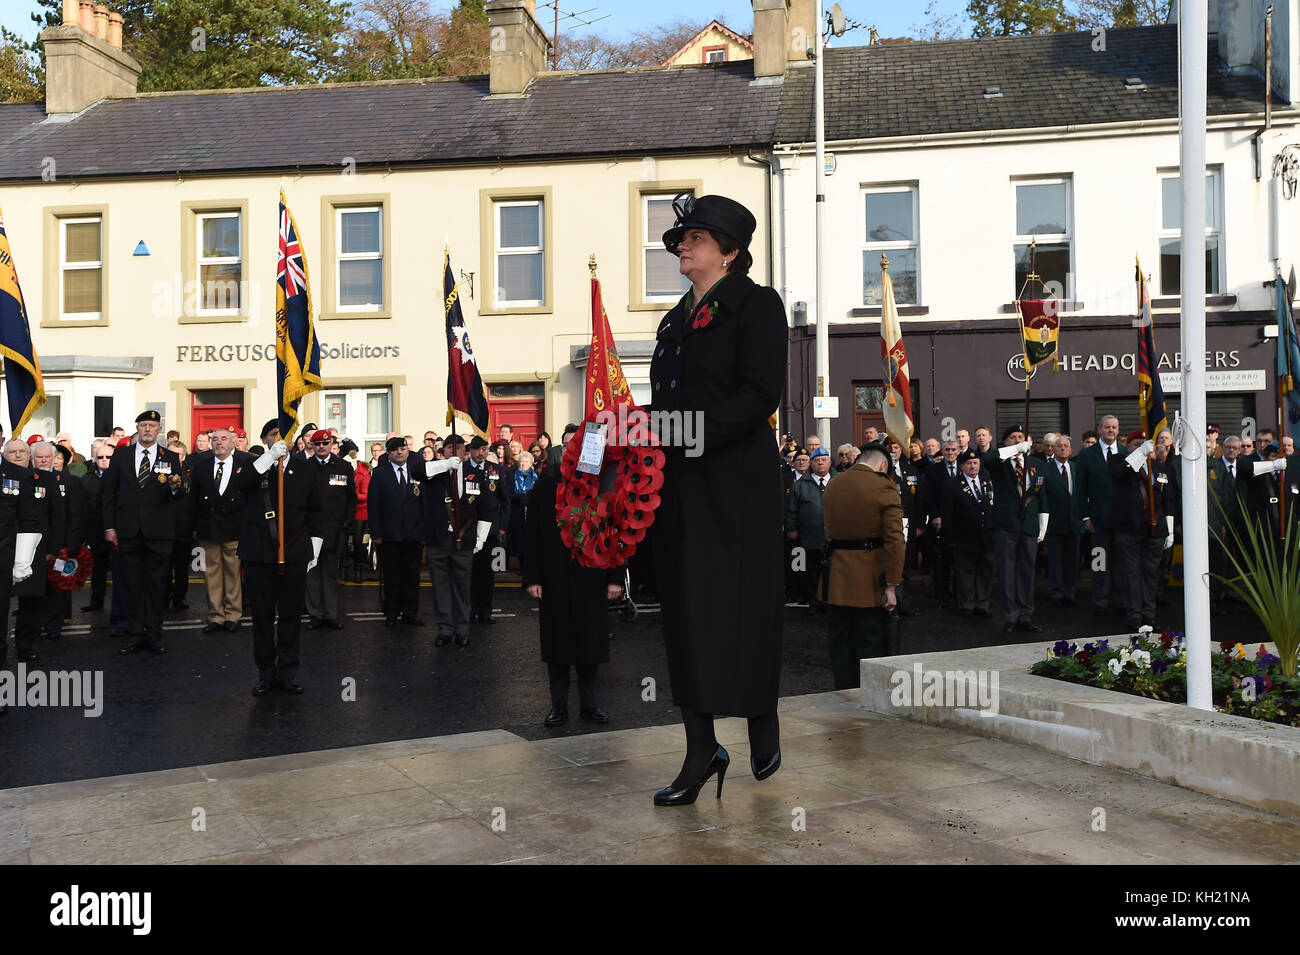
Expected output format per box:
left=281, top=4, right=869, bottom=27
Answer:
left=191, top=389, right=244, bottom=447
left=485, top=384, right=544, bottom=446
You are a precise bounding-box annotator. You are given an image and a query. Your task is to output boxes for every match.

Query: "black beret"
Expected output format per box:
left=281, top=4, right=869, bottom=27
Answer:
left=467, top=436, right=489, bottom=450
left=53, top=444, right=72, bottom=464
left=385, top=436, right=406, bottom=452
left=443, top=434, right=466, bottom=448
left=793, top=447, right=810, bottom=458
left=248, top=445, right=265, bottom=457
left=957, top=448, right=979, bottom=463
left=260, top=419, right=280, bottom=441
left=1001, top=425, right=1024, bottom=442
left=135, top=410, right=161, bottom=423
left=858, top=438, right=891, bottom=456
left=339, top=438, right=359, bottom=457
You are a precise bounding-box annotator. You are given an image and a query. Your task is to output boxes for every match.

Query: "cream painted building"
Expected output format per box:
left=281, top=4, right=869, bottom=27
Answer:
left=0, top=0, right=816, bottom=452
left=663, top=21, right=754, bottom=66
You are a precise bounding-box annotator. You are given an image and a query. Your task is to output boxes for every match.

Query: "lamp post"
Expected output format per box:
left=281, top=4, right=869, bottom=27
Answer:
left=813, top=3, right=845, bottom=448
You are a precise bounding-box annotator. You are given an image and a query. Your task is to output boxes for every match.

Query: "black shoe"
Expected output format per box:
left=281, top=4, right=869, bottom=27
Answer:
left=273, top=679, right=304, bottom=695
left=654, top=746, right=729, bottom=807
left=325, top=619, right=344, bottom=630
left=580, top=707, right=609, bottom=724
left=223, top=620, right=240, bottom=633
left=544, top=707, right=568, bottom=726
left=17, top=650, right=38, bottom=663
left=751, top=749, right=782, bottom=781
left=476, top=614, right=495, bottom=625
left=1002, top=623, right=1016, bottom=634
left=401, top=615, right=424, bottom=626
left=82, top=602, right=103, bottom=612
left=455, top=634, right=469, bottom=646
left=384, top=617, right=398, bottom=628
left=252, top=681, right=272, bottom=697
left=202, top=622, right=223, bottom=633
left=1016, top=620, right=1043, bottom=633
left=118, top=641, right=139, bottom=655
left=306, top=618, right=321, bottom=631
left=433, top=634, right=450, bottom=646
left=149, top=640, right=166, bottom=654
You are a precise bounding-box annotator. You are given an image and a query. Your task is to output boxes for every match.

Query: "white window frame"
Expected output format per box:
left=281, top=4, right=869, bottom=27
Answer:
left=196, top=211, right=242, bottom=316
left=642, top=192, right=692, bottom=303
left=1157, top=167, right=1223, bottom=296
left=1012, top=176, right=1073, bottom=300
left=59, top=216, right=102, bottom=321
left=323, top=385, right=393, bottom=446
left=335, top=205, right=384, bottom=312
left=494, top=199, right=545, bottom=308
left=861, top=184, right=920, bottom=306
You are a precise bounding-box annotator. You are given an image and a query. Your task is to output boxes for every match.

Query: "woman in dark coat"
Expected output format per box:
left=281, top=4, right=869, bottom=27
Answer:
left=647, top=193, right=787, bottom=806
left=523, top=450, right=624, bottom=726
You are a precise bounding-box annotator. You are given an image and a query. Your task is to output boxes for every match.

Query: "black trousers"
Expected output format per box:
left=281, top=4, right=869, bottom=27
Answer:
left=1116, top=531, right=1163, bottom=627
left=169, top=539, right=191, bottom=605
left=1046, top=533, right=1081, bottom=601
left=953, top=547, right=994, bottom=612
left=379, top=539, right=423, bottom=619
left=827, top=604, right=888, bottom=690
left=548, top=662, right=600, bottom=710
left=109, top=545, right=130, bottom=629
left=15, top=594, right=47, bottom=657
left=0, top=568, right=12, bottom=665
left=39, top=589, right=70, bottom=637
left=88, top=541, right=110, bottom=607
left=244, top=560, right=306, bottom=684
left=471, top=539, right=498, bottom=618
left=1089, top=527, right=1128, bottom=612
left=305, top=545, right=341, bottom=622
left=427, top=543, right=472, bottom=637
left=119, top=535, right=172, bottom=642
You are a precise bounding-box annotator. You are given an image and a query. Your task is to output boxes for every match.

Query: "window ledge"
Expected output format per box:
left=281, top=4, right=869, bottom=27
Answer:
left=1151, top=294, right=1237, bottom=308
left=179, top=313, right=251, bottom=325
left=478, top=305, right=553, bottom=316
left=319, top=310, right=393, bottom=321
left=850, top=305, right=930, bottom=318
left=999, top=301, right=1085, bottom=313
left=42, top=315, right=109, bottom=328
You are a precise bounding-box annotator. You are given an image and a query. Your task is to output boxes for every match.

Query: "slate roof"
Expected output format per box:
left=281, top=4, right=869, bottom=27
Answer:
left=0, top=60, right=781, bottom=182
left=775, top=25, right=1273, bottom=144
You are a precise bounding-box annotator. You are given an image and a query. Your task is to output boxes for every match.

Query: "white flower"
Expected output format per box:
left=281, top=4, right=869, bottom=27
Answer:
left=1138, top=625, right=1153, bottom=636
left=1108, top=658, right=1123, bottom=675
left=1119, top=649, right=1132, bottom=665
left=1132, top=650, right=1151, bottom=669
left=1167, top=648, right=1180, bottom=659
left=1045, top=648, right=1055, bottom=660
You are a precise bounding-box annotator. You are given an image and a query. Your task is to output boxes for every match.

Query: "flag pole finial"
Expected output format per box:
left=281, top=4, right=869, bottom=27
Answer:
left=880, top=253, right=889, bottom=272
left=589, top=254, right=598, bottom=276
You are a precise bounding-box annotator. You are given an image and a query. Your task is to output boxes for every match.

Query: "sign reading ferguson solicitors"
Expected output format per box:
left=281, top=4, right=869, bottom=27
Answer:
left=176, top=342, right=400, bottom=362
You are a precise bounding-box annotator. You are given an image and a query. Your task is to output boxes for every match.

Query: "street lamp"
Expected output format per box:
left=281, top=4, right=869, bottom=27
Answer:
left=814, top=2, right=846, bottom=448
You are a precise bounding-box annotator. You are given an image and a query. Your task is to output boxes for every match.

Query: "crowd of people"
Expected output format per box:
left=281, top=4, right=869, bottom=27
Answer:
left=783, top=415, right=1275, bottom=661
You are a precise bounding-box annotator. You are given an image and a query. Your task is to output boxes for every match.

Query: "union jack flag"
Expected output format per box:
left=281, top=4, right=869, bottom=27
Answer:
left=278, top=206, right=306, bottom=299
left=275, top=189, right=321, bottom=442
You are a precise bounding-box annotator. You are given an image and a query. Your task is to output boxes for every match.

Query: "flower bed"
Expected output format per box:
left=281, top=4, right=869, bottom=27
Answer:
left=1031, top=629, right=1300, bottom=727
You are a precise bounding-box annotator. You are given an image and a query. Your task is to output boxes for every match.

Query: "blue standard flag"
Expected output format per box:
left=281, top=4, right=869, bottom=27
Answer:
left=276, top=190, right=322, bottom=442
left=0, top=207, right=44, bottom=436
left=444, top=249, right=490, bottom=440
left=1277, top=274, right=1300, bottom=428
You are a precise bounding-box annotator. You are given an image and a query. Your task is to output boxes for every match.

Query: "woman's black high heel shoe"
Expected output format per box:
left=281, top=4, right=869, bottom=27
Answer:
left=750, top=749, right=781, bottom=781
left=653, top=745, right=729, bottom=806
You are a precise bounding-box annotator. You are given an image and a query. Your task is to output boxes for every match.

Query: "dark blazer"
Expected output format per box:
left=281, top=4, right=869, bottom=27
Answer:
left=304, top=452, right=357, bottom=541
left=56, top=469, right=84, bottom=552
left=1075, top=439, right=1121, bottom=529
left=1109, top=451, right=1173, bottom=536
left=80, top=467, right=107, bottom=546
left=1042, top=456, right=1086, bottom=536
left=366, top=459, right=424, bottom=542
left=466, top=458, right=510, bottom=535
left=15, top=468, right=63, bottom=598
left=0, top=461, right=40, bottom=586
left=1207, top=455, right=1241, bottom=537
left=978, top=449, right=1047, bottom=534
left=648, top=271, right=786, bottom=717
left=189, top=450, right=255, bottom=542
left=101, top=442, right=186, bottom=539
left=418, top=459, right=499, bottom=548
left=785, top=469, right=831, bottom=550
left=940, top=472, right=995, bottom=554
left=921, top=459, right=960, bottom=526
left=231, top=458, right=323, bottom=563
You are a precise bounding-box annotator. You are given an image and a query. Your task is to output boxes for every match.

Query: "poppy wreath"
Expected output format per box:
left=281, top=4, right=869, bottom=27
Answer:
left=556, top=424, right=666, bottom=569
left=46, top=544, right=94, bottom=592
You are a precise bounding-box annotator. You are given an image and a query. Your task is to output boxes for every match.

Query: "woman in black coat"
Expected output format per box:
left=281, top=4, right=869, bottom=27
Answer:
left=523, top=455, right=624, bottom=727
left=647, top=194, right=787, bottom=806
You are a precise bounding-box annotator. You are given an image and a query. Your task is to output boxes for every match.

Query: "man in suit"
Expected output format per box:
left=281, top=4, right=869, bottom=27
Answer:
left=43, top=444, right=84, bottom=640
left=303, top=429, right=356, bottom=630
left=940, top=448, right=995, bottom=618
left=1074, top=414, right=1124, bottom=616
left=102, top=410, right=186, bottom=655
left=785, top=446, right=833, bottom=610
left=1043, top=435, right=1085, bottom=606
left=6, top=440, right=56, bottom=664
left=80, top=439, right=112, bottom=612
left=190, top=427, right=252, bottom=633
left=165, top=439, right=193, bottom=611
left=0, top=439, right=39, bottom=713
left=1207, top=443, right=1241, bottom=614
left=466, top=435, right=511, bottom=624
left=821, top=440, right=906, bottom=689
left=1111, top=430, right=1175, bottom=630
left=922, top=440, right=961, bottom=606
left=886, top=436, right=922, bottom=617
left=231, top=419, right=324, bottom=696
left=420, top=434, right=497, bottom=646
left=367, top=435, right=425, bottom=627
left=979, top=425, right=1048, bottom=633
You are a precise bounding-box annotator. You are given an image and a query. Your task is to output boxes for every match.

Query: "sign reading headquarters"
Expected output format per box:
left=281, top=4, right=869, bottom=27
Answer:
left=176, top=342, right=401, bottom=362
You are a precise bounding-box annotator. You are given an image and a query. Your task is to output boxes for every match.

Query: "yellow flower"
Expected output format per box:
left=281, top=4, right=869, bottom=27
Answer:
left=1234, top=642, right=1246, bottom=659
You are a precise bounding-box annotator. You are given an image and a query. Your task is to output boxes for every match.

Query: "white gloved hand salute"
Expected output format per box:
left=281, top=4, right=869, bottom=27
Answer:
left=426, top=457, right=460, bottom=478
left=12, top=532, right=41, bottom=584
left=473, top=520, right=492, bottom=554
left=1164, top=516, right=1174, bottom=550
left=1038, top=512, right=1050, bottom=543
left=254, top=440, right=290, bottom=474
left=998, top=441, right=1032, bottom=461
left=1270, top=458, right=1290, bottom=473
left=306, top=536, right=324, bottom=572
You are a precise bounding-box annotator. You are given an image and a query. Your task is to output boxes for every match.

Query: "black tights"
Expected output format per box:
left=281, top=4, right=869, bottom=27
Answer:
left=672, top=707, right=780, bottom=787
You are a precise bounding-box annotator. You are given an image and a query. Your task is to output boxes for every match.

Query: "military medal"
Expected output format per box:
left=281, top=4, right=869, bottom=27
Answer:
left=412, top=484, right=420, bottom=497
left=33, top=486, right=45, bottom=499
left=489, top=481, right=496, bottom=491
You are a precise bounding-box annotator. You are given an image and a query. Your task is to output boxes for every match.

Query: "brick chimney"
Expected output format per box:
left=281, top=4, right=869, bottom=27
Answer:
left=752, top=0, right=791, bottom=78
left=486, top=0, right=552, bottom=95
left=41, top=1, right=141, bottom=116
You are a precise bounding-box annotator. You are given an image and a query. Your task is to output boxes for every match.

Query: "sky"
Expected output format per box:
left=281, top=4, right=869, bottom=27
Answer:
left=0, top=0, right=973, bottom=46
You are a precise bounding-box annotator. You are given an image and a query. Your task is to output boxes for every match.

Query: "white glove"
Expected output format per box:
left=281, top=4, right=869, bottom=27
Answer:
left=1163, top=515, right=1174, bottom=550
left=997, top=441, right=1031, bottom=461
left=902, top=516, right=909, bottom=542
left=12, top=532, right=41, bottom=584
left=254, top=440, right=289, bottom=474
left=1126, top=445, right=1149, bottom=472
left=473, top=520, right=491, bottom=554
left=1038, top=512, right=1050, bottom=543
left=426, top=457, right=460, bottom=478
left=1139, top=440, right=1155, bottom=457
left=1270, top=458, right=1289, bottom=473
left=306, top=536, right=323, bottom=572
